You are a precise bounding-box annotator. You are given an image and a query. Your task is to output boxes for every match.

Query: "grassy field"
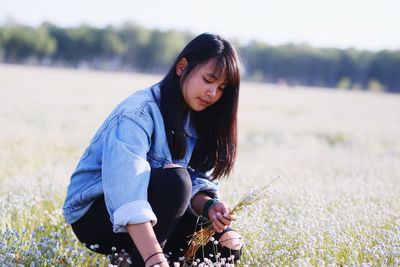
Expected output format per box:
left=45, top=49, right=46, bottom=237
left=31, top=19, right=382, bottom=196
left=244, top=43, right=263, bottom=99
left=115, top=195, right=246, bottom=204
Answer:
left=0, top=63, right=399, bottom=266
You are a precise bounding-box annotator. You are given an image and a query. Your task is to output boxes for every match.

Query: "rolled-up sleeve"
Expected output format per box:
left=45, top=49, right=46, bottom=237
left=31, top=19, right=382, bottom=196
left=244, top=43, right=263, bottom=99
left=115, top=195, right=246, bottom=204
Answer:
left=102, top=112, right=157, bottom=233
left=189, top=169, right=219, bottom=198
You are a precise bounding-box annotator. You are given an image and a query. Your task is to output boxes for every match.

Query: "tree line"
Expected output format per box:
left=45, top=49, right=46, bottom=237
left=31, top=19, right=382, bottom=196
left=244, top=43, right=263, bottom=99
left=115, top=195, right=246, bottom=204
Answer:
left=1, top=22, right=399, bottom=93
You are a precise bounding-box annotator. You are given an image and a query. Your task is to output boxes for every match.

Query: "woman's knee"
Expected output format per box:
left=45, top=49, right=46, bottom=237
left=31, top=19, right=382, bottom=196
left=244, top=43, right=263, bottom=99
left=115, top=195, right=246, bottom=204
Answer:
left=148, top=167, right=192, bottom=205
left=217, top=231, right=243, bottom=262
left=218, top=230, right=243, bottom=250
left=161, top=166, right=191, bottom=192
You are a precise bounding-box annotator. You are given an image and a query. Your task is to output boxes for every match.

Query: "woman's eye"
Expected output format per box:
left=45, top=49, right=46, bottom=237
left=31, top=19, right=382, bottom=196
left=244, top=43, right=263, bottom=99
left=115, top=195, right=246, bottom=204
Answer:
left=203, top=77, right=211, bottom=83
left=218, top=85, right=227, bottom=91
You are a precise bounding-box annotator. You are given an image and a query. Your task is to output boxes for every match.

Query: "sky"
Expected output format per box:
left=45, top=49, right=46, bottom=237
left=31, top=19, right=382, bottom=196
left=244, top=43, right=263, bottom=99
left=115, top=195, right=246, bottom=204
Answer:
left=1, top=0, right=399, bottom=51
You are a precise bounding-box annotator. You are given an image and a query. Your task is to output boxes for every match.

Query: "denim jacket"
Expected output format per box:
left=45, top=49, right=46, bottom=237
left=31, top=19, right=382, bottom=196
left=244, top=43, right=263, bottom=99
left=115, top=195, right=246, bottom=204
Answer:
left=63, top=84, right=218, bottom=233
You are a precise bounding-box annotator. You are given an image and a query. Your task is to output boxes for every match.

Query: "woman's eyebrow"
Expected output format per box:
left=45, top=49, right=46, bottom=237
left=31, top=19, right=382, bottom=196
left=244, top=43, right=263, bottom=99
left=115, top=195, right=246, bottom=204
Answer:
left=206, top=73, right=225, bottom=81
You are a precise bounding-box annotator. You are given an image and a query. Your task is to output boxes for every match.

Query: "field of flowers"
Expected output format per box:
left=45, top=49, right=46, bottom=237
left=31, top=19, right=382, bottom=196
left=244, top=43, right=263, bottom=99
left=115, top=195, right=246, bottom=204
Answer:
left=0, top=63, right=399, bottom=266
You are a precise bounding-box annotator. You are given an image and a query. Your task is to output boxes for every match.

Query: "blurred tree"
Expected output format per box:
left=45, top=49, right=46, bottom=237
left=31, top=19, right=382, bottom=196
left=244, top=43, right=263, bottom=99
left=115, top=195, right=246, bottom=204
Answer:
left=367, top=78, right=385, bottom=92
left=137, top=29, right=191, bottom=72
left=117, top=22, right=151, bottom=70
left=35, top=25, right=57, bottom=59
left=337, top=77, right=352, bottom=90
left=102, top=25, right=127, bottom=57
left=1, top=22, right=399, bottom=92
left=0, top=23, right=56, bottom=62
left=368, top=50, right=400, bottom=93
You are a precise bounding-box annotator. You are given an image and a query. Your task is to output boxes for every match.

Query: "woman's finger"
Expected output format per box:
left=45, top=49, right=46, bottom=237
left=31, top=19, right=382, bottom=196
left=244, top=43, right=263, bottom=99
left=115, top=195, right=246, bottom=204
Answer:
left=223, top=212, right=237, bottom=221
left=212, top=214, right=227, bottom=232
left=212, top=220, right=224, bottom=233
left=213, top=203, right=237, bottom=222
left=215, top=212, right=231, bottom=226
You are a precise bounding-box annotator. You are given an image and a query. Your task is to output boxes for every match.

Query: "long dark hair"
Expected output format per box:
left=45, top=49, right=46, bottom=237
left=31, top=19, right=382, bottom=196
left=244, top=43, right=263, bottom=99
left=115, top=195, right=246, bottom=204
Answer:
left=159, top=33, right=240, bottom=180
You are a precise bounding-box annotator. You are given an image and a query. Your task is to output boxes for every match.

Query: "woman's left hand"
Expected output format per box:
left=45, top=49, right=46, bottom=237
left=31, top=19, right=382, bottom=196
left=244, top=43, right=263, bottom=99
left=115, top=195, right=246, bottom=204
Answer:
left=208, top=201, right=237, bottom=233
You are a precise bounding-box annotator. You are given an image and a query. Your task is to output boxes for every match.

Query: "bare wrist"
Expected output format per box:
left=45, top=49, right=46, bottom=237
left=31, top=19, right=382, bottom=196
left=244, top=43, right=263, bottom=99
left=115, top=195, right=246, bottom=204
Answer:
left=144, top=252, right=167, bottom=267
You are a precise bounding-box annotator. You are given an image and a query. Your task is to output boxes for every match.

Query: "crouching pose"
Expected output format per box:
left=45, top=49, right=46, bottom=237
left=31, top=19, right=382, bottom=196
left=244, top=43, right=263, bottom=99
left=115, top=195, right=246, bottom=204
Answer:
left=63, top=33, right=243, bottom=267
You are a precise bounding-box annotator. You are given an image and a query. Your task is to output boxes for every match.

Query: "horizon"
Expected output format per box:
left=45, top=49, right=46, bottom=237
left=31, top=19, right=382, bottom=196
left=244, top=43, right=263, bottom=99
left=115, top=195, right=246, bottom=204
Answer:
left=1, top=0, right=399, bottom=51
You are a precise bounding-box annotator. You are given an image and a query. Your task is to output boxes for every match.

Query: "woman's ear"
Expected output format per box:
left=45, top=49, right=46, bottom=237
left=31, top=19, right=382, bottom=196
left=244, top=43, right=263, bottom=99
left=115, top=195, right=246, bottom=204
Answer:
left=176, top=57, right=188, bottom=76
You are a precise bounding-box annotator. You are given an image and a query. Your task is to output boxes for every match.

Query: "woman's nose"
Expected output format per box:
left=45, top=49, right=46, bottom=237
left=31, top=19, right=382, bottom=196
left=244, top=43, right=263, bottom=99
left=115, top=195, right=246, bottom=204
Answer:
left=206, top=85, right=218, bottom=97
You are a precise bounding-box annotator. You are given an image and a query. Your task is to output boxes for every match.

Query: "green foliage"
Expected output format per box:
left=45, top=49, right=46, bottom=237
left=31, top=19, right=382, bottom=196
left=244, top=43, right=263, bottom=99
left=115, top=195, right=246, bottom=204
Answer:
left=0, top=21, right=399, bottom=92
left=102, top=25, right=128, bottom=56
left=337, top=77, right=352, bottom=89
left=367, top=78, right=385, bottom=92
left=0, top=23, right=56, bottom=62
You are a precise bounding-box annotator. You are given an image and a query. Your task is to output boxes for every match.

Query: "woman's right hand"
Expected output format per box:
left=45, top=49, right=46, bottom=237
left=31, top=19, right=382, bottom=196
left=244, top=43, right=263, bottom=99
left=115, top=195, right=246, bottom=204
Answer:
left=208, top=200, right=237, bottom=233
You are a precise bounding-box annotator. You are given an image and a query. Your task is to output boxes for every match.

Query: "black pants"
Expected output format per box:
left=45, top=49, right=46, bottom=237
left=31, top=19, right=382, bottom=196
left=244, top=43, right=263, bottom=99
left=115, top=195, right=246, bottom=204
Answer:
left=71, top=168, right=241, bottom=266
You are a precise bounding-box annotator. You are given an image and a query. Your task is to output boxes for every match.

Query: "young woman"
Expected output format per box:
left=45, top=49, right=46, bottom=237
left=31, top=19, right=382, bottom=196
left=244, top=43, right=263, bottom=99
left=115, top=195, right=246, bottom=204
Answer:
left=63, top=33, right=242, bottom=267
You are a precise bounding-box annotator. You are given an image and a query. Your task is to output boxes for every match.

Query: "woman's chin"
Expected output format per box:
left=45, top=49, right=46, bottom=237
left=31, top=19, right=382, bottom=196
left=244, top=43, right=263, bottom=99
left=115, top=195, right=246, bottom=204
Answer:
left=190, top=105, right=207, bottom=112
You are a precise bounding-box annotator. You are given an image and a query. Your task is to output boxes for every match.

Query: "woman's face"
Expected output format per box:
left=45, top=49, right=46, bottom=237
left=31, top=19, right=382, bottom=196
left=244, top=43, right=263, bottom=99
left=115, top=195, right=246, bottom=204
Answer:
left=177, top=58, right=227, bottom=112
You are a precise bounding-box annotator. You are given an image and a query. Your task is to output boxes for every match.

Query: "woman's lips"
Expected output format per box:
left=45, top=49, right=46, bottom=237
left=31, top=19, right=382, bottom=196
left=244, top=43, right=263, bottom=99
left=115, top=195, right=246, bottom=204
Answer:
left=198, top=98, right=210, bottom=106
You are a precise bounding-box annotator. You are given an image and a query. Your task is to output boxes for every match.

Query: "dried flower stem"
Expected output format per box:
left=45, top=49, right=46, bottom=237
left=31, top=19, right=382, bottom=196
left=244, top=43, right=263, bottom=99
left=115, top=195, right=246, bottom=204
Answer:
left=184, top=177, right=278, bottom=259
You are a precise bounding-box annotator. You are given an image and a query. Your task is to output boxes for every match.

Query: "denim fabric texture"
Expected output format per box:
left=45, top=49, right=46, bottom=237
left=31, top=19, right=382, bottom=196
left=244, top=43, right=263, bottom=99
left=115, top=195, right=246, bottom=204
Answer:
left=63, top=84, right=218, bottom=233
